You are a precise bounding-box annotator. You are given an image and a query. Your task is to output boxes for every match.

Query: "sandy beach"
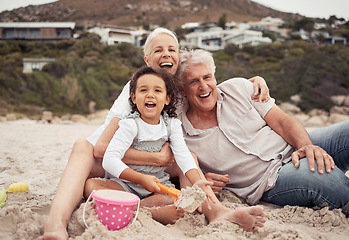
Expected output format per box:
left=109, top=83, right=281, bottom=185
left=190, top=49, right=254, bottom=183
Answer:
left=1, top=119, right=349, bottom=240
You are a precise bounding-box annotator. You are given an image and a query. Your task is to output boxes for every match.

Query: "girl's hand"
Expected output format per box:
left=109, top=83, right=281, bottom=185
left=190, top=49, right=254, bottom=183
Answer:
left=249, top=76, right=270, bottom=103
left=193, top=179, right=216, bottom=211
left=140, top=175, right=162, bottom=193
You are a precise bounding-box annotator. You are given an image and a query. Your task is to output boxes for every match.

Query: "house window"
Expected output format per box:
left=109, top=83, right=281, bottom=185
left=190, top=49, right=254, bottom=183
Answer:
left=30, top=30, right=41, bottom=39
left=32, top=63, right=40, bottom=72
left=17, top=29, right=28, bottom=39
left=57, top=30, right=69, bottom=38
left=4, top=29, right=15, bottom=38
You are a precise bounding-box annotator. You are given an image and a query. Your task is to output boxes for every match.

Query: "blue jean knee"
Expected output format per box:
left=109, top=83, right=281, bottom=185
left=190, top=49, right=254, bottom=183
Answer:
left=262, top=159, right=349, bottom=213
left=309, top=120, right=349, bottom=171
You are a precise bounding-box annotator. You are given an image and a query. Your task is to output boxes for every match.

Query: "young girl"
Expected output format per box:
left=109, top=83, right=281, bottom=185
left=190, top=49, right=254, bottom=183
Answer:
left=84, top=66, right=215, bottom=208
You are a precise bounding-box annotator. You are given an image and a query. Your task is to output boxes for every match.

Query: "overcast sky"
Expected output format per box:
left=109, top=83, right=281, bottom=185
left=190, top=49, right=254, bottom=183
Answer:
left=252, top=0, right=348, bottom=19
left=0, top=0, right=58, bottom=12
left=0, top=0, right=348, bottom=20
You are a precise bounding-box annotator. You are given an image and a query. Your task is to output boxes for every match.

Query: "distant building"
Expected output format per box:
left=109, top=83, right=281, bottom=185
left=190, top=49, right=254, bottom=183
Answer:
left=22, top=58, right=55, bottom=74
left=249, top=16, right=285, bottom=32
left=181, top=26, right=224, bottom=51
left=224, top=29, right=272, bottom=48
left=180, top=24, right=272, bottom=51
left=290, top=29, right=310, bottom=40
left=0, top=22, right=75, bottom=40
left=291, top=28, right=347, bottom=45
left=323, top=36, right=347, bottom=45
left=248, top=16, right=290, bottom=41
left=88, top=26, right=149, bottom=47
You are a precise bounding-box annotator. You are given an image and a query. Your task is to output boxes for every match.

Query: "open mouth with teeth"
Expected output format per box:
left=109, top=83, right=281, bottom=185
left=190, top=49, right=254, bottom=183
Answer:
left=160, top=62, right=173, bottom=69
left=199, top=92, right=211, bottom=98
left=145, top=102, right=156, bottom=109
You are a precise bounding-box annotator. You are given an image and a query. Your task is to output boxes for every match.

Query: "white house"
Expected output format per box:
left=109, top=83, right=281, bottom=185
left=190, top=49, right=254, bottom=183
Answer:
left=249, top=16, right=289, bottom=40
left=181, top=26, right=272, bottom=51
left=0, top=22, right=75, bottom=40
left=249, top=16, right=285, bottom=31
left=23, top=58, right=55, bottom=74
left=180, top=27, right=225, bottom=51
left=223, top=29, right=272, bottom=48
left=88, top=26, right=149, bottom=47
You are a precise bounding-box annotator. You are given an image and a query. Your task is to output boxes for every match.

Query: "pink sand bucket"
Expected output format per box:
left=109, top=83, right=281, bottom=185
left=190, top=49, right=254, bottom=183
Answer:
left=83, top=189, right=140, bottom=231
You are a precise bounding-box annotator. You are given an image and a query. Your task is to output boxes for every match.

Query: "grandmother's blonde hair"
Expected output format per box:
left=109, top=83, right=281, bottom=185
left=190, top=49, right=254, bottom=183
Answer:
left=143, top=27, right=179, bottom=57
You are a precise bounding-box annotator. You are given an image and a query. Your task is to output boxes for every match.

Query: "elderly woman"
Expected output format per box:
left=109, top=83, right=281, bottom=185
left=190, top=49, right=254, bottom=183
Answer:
left=178, top=49, right=349, bottom=215
left=39, top=28, right=270, bottom=239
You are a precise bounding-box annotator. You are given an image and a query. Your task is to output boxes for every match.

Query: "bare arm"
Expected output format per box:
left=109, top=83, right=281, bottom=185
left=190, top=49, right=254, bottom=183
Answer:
left=264, top=105, right=335, bottom=174
left=94, top=117, right=121, bottom=159
left=248, top=76, right=270, bottom=103
left=94, top=117, right=174, bottom=166
left=119, top=168, right=161, bottom=193
left=185, top=169, right=216, bottom=205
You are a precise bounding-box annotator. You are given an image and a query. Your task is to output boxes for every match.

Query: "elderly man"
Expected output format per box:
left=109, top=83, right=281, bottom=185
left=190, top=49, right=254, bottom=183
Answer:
left=177, top=49, right=349, bottom=215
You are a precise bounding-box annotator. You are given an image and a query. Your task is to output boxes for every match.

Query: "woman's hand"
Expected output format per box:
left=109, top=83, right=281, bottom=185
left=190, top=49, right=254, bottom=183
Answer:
left=204, top=173, right=230, bottom=195
left=248, top=76, right=270, bottom=103
left=156, top=142, right=175, bottom=166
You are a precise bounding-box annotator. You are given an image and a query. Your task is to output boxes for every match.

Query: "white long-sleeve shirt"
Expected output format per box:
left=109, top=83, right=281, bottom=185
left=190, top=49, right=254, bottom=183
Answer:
left=103, top=115, right=197, bottom=178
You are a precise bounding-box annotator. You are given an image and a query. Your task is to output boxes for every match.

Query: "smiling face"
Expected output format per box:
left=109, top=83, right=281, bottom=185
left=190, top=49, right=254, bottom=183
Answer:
left=144, top=33, right=179, bottom=76
left=183, top=63, right=218, bottom=114
left=131, top=74, right=171, bottom=125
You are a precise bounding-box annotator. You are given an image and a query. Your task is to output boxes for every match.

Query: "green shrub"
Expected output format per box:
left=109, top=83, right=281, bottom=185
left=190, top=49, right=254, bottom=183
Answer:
left=1, top=36, right=348, bottom=116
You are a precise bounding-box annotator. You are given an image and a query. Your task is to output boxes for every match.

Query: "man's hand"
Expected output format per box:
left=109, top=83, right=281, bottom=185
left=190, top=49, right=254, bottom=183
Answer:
left=204, top=173, right=230, bottom=195
left=291, top=144, right=335, bottom=174
left=156, top=142, right=175, bottom=166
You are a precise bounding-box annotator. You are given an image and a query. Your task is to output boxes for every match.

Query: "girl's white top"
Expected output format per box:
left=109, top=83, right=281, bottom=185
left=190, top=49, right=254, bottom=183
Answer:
left=102, top=115, right=197, bottom=178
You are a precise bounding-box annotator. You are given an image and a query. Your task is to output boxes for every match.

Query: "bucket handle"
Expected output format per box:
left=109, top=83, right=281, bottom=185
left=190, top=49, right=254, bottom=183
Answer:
left=82, top=190, right=140, bottom=229
left=131, top=197, right=140, bottom=226
left=83, top=190, right=95, bottom=229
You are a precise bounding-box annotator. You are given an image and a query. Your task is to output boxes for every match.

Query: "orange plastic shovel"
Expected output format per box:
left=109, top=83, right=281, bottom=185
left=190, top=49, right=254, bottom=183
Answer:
left=156, top=182, right=181, bottom=199
left=156, top=182, right=205, bottom=213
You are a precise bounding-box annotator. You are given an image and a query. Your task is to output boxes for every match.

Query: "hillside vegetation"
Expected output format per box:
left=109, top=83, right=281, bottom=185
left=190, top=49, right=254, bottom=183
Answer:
left=215, top=41, right=349, bottom=112
left=1, top=33, right=349, bottom=116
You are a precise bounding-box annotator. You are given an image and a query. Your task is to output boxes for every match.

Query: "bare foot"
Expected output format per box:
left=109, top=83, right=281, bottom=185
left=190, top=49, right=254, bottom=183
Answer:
left=37, top=220, right=68, bottom=240
left=146, top=205, right=184, bottom=225
left=214, top=206, right=266, bottom=232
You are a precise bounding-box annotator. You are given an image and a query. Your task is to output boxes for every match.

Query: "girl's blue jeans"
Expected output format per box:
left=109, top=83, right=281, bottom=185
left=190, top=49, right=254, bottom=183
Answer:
left=261, top=120, right=349, bottom=214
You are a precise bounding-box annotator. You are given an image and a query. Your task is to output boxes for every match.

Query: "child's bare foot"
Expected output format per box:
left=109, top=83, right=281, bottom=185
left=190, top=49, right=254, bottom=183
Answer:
left=214, top=206, right=266, bottom=232
left=37, top=220, right=68, bottom=240
left=146, top=205, right=184, bottom=225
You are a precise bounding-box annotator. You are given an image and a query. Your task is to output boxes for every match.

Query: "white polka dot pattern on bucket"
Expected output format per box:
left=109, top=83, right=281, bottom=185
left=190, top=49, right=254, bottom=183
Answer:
left=90, top=190, right=140, bottom=231
left=95, top=201, right=135, bottom=231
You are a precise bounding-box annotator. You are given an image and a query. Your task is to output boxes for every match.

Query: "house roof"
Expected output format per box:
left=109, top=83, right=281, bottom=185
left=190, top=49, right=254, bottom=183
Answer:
left=23, top=58, right=56, bottom=62
left=0, top=22, right=76, bottom=29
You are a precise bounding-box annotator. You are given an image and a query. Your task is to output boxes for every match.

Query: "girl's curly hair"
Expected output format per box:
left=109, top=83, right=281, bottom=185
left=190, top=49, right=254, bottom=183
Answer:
left=129, top=66, right=180, bottom=118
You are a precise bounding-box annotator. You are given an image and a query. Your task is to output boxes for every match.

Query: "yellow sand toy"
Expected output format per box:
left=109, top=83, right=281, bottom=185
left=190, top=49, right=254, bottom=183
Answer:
left=0, top=182, right=29, bottom=208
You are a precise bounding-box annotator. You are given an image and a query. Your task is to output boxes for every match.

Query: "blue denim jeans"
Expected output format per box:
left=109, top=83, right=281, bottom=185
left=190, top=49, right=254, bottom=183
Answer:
left=261, top=120, right=349, bottom=214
